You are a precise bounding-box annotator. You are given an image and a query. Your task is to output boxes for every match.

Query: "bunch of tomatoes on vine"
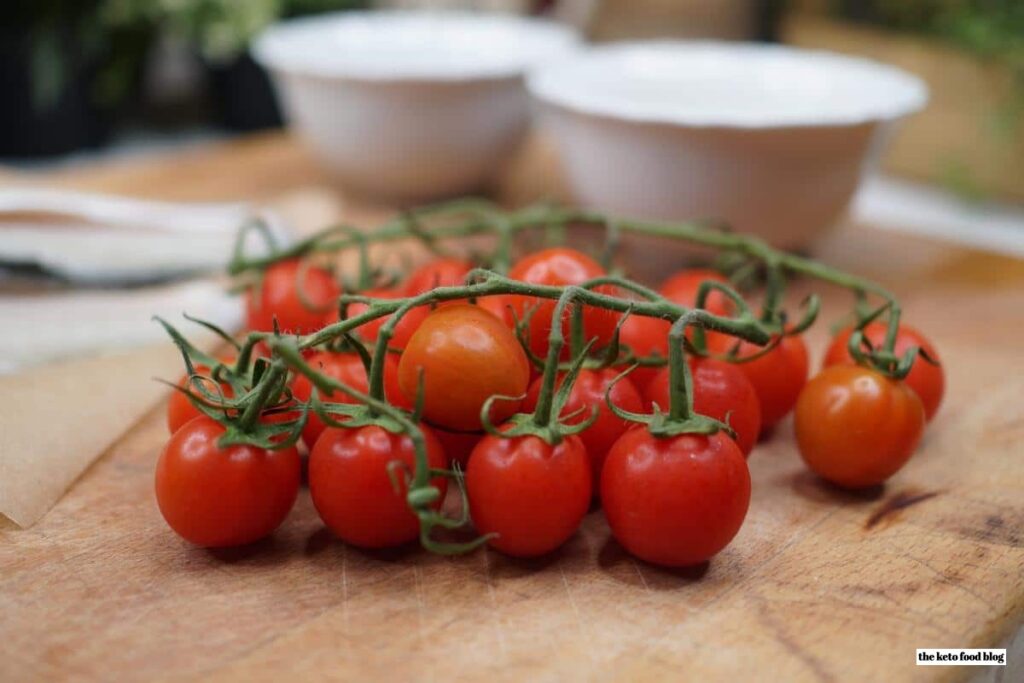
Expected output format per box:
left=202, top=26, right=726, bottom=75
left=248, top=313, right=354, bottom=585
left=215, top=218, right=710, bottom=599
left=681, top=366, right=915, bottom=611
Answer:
left=155, top=200, right=944, bottom=568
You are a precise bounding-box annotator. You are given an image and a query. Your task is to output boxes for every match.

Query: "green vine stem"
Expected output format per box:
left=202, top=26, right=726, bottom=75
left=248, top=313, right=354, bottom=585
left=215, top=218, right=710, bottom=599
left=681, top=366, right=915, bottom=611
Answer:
left=271, top=340, right=489, bottom=555
left=228, top=202, right=904, bottom=362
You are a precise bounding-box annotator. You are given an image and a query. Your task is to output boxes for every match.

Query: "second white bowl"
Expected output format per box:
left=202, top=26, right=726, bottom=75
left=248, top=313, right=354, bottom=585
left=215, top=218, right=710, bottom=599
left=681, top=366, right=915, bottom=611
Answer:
left=528, top=42, right=928, bottom=253
left=254, top=11, right=578, bottom=202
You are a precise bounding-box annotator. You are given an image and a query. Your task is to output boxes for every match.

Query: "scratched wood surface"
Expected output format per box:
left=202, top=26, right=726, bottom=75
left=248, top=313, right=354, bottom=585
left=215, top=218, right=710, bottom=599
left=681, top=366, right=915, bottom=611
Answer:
left=2, top=134, right=1023, bottom=682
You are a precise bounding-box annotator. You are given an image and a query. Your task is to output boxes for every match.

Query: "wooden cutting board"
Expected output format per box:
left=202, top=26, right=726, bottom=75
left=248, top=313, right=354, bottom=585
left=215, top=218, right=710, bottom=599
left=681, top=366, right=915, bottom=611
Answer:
left=2, top=134, right=1022, bottom=682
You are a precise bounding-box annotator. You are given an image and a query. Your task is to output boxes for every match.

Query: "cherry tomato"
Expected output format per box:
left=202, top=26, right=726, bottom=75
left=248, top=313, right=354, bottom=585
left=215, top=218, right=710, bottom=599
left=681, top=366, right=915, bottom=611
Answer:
left=290, top=351, right=409, bottom=449
left=644, top=358, right=761, bottom=456
left=710, top=334, right=809, bottom=430
left=155, top=416, right=301, bottom=547
left=466, top=432, right=591, bottom=557
left=309, top=424, right=448, bottom=548
left=659, top=268, right=735, bottom=349
left=337, top=287, right=430, bottom=351
left=795, top=365, right=925, bottom=489
left=659, top=269, right=733, bottom=317
left=522, top=368, right=644, bottom=493
left=474, top=294, right=517, bottom=328
left=433, top=427, right=484, bottom=469
left=166, top=357, right=235, bottom=434
left=403, top=258, right=474, bottom=296
left=601, top=428, right=750, bottom=567
left=398, top=304, right=531, bottom=431
left=824, top=322, right=944, bottom=421
left=507, top=247, right=619, bottom=359
left=245, top=259, right=339, bottom=334
left=616, top=313, right=671, bottom=391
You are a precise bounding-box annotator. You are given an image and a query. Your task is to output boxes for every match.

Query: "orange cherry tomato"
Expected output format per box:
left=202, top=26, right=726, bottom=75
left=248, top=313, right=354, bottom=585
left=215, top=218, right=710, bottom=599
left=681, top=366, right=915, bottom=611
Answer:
left=795, top=365, right=925, bottom=489
left=245, top=259, right=339, bottom=335
left=398, top=304, right=531, bottom=431
left=824, top=322, right=944, bottom=421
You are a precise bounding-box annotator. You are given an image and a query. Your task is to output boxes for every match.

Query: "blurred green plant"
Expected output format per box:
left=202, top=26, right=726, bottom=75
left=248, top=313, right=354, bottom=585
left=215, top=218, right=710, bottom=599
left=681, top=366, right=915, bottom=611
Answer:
left=12, top=0, right=368, bottom=113
left=831, top=0, right=1024, bottom=200
left=831, top=1, right=1024, bottom=92
left=2, top=0, right=150, bottom=111
left=104, top=0, right=369, bottom=62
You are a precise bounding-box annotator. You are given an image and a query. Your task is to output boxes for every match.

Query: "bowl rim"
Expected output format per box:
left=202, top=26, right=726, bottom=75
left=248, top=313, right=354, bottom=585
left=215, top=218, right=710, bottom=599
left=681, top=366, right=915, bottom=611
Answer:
left=252, top=10, right=579, bottom=83
left=527, top=41, right=929, bottom=129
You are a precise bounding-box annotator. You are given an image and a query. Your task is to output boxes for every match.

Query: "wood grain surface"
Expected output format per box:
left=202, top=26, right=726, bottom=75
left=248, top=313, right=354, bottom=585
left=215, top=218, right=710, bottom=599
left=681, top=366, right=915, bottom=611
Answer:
left=2, top=134, right=1022, bottom=682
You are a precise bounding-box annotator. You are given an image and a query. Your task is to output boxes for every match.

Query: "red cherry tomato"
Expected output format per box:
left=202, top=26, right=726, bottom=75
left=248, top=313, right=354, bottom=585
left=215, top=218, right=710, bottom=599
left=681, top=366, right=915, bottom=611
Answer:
left=433, top=427, right=484, bottom=469
left=403, top=258, right=474, bottom=296
left=710, top=334, right=809, bottom=430
left=290, top=351, right=409, bottom=449
left=398, top=304, right=531, bottom=431
left=522, top=368, right=644, bottom=493
left=616, top=313, right=672, bottom=391
left=507, top=247, right=619, bottom=359
left=166, top=357, right=236, bottom=434
left=659, top=269, right=733, bottom=316
left=644, top=358, right=761, bottom=456
left=795, top=365, right=924, bottom=488
left=601, top=428, right=750, bottom=567
left=309, top=424, right=448, bottom=548
left=155, top=416, right=301, bottom=547
left=659, top=268, right=735, bottom=349
left=466, top=432, right=591, bottom=557
left=338, top=287, right=430, bottom=351
left=245, top=259, right=339, bottom=335
left=824, top=322, right=944, bottom=421
left=474, top=294, right=517, bottom=328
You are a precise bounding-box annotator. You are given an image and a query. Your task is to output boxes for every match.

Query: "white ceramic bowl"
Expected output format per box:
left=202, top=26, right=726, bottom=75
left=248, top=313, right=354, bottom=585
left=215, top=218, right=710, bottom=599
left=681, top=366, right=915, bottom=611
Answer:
left=528, top=42, right=927, bottom=252
left=254, top=11, right=578, bottom=202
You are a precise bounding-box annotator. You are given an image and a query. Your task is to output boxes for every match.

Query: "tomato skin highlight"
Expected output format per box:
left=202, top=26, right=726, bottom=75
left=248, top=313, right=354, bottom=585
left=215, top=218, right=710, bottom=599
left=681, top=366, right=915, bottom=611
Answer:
left=601, top=429, right=750, bottom=567
left=245, top=259, right=339, bottom=335
left=467, top=432, right=591, bottom=557
left=507, top=247, right=619, bottom=359
left=290, top=351, right=408, bottom=449
left=521, top=368, right=644, bottom=493
left=824, top=322, right=944, bottom=421
left=337, top=287, right=430, bottom=351
left=644, top=359, right=761, bottom=456
left=309, top=424, right=448, bottom=549
left=403, top=258, right=474, bottom=296
left=709, top=334, right=810, bottom=430
left=795, top=365, right=925, bottom=489
left=398, top=304, right=531, bottom=432
left=155, top=417, right=301, bottom=548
